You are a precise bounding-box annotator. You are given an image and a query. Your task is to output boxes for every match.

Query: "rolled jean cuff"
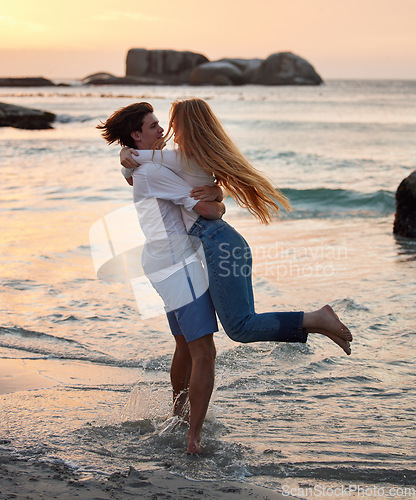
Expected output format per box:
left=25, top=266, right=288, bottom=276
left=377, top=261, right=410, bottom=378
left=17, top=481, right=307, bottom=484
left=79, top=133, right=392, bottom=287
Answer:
left=275, top=311, right=307, bottom=343
left=298, top=311, right=308, bottom=343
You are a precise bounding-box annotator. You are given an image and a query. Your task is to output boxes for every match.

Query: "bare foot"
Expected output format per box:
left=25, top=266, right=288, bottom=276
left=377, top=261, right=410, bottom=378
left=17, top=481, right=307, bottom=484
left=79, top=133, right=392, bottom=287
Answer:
left=303, top=305, right=353, bottom=355
left=187, top=434, right=203, bottom=455
left=323, top=332, right=351, bottom=355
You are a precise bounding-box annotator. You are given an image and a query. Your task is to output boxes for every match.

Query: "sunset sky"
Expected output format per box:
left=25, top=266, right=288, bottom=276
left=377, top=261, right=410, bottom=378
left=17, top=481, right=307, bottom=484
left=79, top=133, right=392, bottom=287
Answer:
left=0, top=0, right=415, bottom=80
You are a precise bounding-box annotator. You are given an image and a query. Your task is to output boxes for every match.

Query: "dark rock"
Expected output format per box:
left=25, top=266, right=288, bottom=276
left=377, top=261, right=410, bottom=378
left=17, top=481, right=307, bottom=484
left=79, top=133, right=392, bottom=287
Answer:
left=0, top=102, right=55, bottom=129
left=126, top=49, right=209, bottom=85
left=251, top=52, right=323, bottom=85
left=217, top=58, right=263, bottom=82
left=81, top=72, right=117, bottom=84
left=190, top=61, right=245, bottom=85
left=0, top=77, right=56, bottom=87
left=393, top=170, right=416, bottom=238
left=82, top=73, right=164, bottom=86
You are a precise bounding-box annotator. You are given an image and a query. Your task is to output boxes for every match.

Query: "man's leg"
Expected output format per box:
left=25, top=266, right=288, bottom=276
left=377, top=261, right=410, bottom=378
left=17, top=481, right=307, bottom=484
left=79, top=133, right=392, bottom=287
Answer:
left=171, top=335, right=192, bottom=419
left=186, top=333, right=216, bottom=454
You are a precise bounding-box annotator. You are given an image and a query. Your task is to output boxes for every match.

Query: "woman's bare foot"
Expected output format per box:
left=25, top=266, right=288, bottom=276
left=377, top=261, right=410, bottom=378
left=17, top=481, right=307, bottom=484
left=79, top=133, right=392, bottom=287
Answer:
left=303, top=305, right=353, bottom=355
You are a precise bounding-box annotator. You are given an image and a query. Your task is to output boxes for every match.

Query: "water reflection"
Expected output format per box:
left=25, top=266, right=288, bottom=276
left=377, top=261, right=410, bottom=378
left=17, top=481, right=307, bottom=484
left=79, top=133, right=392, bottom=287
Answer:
left=394, top=234, right=416, bottom=262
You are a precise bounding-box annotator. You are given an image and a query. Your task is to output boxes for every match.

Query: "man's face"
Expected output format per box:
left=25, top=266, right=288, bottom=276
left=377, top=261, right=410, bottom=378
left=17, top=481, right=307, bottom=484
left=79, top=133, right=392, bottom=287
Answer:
left=132, top=113, right=164, bottom=149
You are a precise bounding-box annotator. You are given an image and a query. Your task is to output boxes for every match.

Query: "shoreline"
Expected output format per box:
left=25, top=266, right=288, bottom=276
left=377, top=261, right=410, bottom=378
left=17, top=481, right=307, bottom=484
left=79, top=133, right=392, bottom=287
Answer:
left=0, top=451, right=293, bottom=500
left=0, top=357, right=294, bottom=499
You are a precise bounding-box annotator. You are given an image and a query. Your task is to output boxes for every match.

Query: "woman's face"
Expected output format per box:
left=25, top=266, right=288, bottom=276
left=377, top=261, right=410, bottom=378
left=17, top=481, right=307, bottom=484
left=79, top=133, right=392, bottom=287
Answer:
left=172, top=119, right=181, bottom=145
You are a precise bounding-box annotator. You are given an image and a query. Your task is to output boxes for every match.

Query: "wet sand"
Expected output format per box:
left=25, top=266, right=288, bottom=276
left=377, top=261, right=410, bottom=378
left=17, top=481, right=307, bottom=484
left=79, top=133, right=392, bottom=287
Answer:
left=0, top=453, right=292, bottom=499
left=0, top=358, right=293, bottom=500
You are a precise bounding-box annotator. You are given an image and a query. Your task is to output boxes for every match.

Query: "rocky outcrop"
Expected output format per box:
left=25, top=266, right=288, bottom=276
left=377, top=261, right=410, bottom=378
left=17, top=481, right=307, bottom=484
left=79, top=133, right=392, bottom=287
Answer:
left=251, top=52, right=323, bottom=85
left=83, top=49, right=323, bottom=86
left=189, top=53, right=322, bottom=86
left=393, top=170, right=416, bottom=238
left=0, top=77, right=56, bottom=87
left=82, top=72, right=162, bottom=85
left=0, top=102, right=55, bottom=129
left=190, top=61, right=246, bottom=86
left=82, top=73, right=116, bottom=85
left=126, top=49, right=209, bottom=84
left=225, top=58, right=263, bottom=82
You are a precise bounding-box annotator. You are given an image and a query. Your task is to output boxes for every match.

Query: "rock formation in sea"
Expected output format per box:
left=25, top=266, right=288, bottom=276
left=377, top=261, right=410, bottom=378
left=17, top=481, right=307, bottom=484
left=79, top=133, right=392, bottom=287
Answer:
left=0, top=77, right=56, bottom=87
left=189, top=60, right=246, bottom=86
left=125, top=49, right=209, bottom=84
left=250, top=52, right=323, bottom=85
left=83, top=49, right=323, bottom=86
left=0, top=102, right=55, bottom=129
left=393, top=170, right=416, bottom=238
left=81, top=72, right=152, bottom=85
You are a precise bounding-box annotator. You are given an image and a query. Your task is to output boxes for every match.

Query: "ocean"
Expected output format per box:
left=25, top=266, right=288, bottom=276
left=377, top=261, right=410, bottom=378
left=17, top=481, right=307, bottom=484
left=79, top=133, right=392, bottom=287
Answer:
left=0, top=80, right=415, bottom=498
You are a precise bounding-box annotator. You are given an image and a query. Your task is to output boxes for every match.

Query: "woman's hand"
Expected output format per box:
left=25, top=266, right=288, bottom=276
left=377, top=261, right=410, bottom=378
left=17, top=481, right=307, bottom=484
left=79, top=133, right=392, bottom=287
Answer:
left=120, top=147, right=140, bottom=169
left=190, top=185, right=223, bottom=202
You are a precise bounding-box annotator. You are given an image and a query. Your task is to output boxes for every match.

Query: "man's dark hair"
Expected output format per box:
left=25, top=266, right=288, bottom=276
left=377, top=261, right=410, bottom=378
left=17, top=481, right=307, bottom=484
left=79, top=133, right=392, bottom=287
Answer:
left=97, top=102, right=154, bottom=148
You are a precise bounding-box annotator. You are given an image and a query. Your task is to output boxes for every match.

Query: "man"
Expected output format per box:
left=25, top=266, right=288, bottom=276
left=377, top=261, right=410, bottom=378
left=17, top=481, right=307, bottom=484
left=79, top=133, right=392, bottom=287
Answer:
left=97, top=103, right=225, bottom=454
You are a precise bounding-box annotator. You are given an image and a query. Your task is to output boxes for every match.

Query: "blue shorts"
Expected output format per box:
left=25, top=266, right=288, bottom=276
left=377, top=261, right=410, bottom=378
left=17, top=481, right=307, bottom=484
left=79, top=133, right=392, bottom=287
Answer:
left=166, top=289, right=218, bottom=343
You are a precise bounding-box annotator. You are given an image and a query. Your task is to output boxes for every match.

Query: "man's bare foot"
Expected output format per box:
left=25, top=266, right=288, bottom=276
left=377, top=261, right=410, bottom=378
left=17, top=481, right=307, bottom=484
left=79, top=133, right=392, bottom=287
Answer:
left=187, top=434, right=203, bottom=455
left=303, top=305, right=353, bottom=355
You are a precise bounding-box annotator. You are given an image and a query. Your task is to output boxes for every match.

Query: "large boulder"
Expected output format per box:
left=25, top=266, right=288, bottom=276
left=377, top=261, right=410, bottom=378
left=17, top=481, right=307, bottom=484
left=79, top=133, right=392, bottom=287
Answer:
left=393, top=170, right=416, bottom=238
left=82, top=72, right=116, bottom=84
left=251, top=52, right=323, bottom=85
left=82, top=72, right=163, bottom=86
left=217, top=58, right=263, bottom=82
left=0, top=102, right=55, bottom=129
left=126, top=49, right=209, bottom=85
left=190, top=61, right=246, bottom=86
left=0, top=77, right=56, bottom=87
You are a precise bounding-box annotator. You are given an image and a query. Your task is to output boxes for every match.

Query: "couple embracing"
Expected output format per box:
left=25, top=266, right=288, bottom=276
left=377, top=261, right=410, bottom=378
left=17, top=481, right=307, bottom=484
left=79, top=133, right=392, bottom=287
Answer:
left=98, top=98, right=352, bottom=454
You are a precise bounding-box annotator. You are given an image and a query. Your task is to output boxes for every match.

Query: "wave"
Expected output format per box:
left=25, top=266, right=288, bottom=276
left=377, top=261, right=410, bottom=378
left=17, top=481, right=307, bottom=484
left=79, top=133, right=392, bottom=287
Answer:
left=0, top=325, right=110, bottom=362
left=280, top=187, right=395, bottom=218
left=55, top=114, right=96, bottom=124
left=0, top=326, right=171, bottom=370
left=249, top=462, right=416, bottom=484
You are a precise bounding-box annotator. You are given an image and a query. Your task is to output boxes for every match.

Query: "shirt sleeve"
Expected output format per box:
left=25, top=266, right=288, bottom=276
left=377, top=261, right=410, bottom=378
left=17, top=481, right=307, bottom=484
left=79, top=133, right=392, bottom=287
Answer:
left=138, top=163, right=198, bottom=212
left=121, top=166, right=135, bottom=179
left=132, top=149, right=183, bottom=173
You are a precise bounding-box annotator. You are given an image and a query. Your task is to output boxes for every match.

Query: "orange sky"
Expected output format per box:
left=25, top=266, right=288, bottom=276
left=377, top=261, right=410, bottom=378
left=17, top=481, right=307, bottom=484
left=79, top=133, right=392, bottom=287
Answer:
left=1, top=0, right=415, bottom=79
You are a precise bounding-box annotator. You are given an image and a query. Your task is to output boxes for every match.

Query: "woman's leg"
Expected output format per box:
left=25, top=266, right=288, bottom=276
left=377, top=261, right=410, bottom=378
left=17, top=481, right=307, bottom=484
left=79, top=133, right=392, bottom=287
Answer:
left=189, top=218, right=306, bottom=343
left=189, top=218, right=352, bottom=353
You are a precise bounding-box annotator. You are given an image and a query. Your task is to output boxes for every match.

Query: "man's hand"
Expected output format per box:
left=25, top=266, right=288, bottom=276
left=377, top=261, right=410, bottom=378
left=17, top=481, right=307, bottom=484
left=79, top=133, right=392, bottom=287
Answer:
left=190, top=185, right=223, bottom=202
left=125, top=176, right=133, bottom=186
left=193, top=201, right=226, bottom=220
left=120, top=147, right=140, bottom=169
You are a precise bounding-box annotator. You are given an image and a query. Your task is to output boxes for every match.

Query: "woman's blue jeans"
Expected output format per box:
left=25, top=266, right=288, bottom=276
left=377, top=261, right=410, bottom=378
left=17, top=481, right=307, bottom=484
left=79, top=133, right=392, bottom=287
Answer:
left=188, top=217, right=307, bottom=344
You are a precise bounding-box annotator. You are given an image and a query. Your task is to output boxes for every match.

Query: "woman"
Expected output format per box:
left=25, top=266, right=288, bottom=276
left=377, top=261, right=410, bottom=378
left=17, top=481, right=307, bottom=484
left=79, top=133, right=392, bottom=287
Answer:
left=121, top=98, right=352, bottom=355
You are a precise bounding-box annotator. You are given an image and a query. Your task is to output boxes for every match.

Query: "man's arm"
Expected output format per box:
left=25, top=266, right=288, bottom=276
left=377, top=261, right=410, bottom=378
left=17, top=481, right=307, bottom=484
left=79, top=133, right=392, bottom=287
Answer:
left=191, top=185, right=223, bottom=202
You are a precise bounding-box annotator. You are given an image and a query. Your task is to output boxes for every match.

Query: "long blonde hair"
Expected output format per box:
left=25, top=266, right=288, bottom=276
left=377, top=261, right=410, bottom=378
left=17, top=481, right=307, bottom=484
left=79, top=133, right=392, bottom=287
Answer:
left=157, top=98, right=291, bottom=224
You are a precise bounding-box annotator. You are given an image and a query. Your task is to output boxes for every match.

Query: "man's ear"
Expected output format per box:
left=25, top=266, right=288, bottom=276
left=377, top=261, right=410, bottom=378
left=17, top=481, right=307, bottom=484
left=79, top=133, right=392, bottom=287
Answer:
left=131, top=131, right=140, bottom=143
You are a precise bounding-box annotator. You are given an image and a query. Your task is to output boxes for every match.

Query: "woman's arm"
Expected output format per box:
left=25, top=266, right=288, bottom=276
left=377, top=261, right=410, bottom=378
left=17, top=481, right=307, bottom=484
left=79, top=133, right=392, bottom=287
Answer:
left=120, top=148, right=183, bottom=172
left=120, top=147, right=140, bottom=169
